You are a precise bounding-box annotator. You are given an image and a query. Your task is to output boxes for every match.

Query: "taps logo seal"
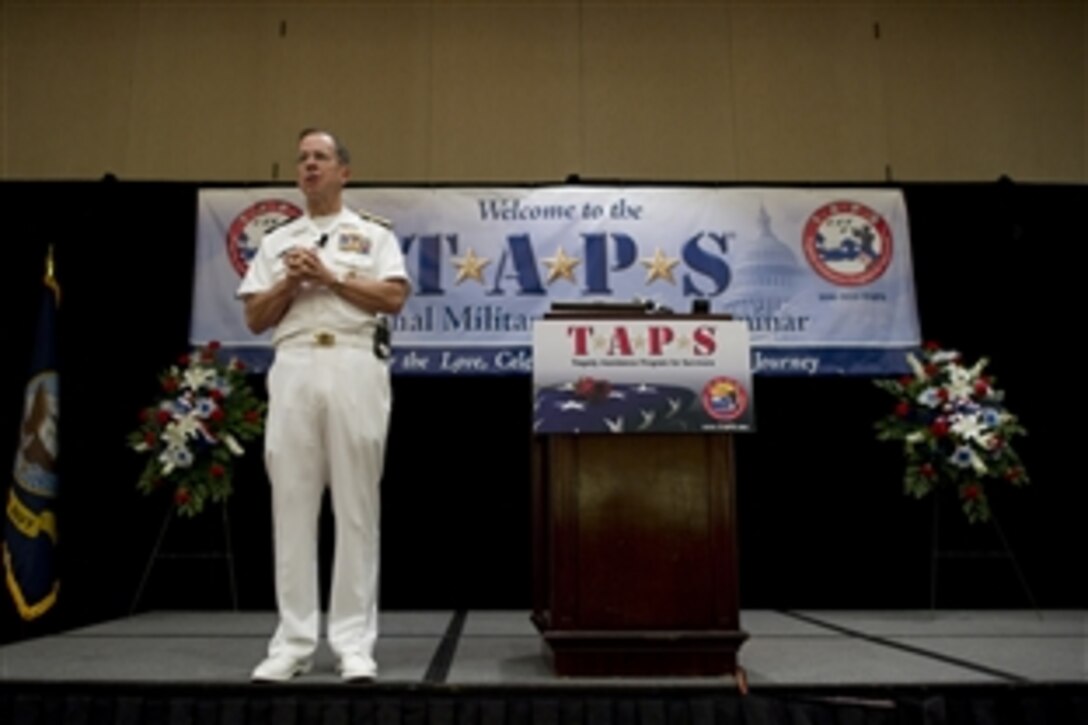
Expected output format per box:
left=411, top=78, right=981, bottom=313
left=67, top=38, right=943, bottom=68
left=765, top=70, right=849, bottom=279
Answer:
left=226, top=199, right=303, bottom=276
left=801, top=201, right=893, bottom=286
left=701, top=376, right=748, bottom=422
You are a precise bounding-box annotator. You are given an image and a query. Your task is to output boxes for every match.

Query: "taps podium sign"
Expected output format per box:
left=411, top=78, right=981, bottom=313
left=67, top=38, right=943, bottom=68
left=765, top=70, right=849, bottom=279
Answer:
left=531, top=316, right=754, bottom=434
left=530, top=308, right=752, bottom=676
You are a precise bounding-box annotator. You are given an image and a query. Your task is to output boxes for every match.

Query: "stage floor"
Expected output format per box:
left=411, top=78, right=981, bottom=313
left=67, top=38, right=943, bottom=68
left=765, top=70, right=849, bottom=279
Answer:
left=0, top=609, right=1084, bottom=688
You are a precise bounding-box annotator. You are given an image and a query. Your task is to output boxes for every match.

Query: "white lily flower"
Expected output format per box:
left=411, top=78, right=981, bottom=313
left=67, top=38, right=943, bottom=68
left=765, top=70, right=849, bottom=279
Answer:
left=950, top=412, right=987, bottom=438
left=930, top=350, right=960, bottom=364
left=945, top=364, right=977, bottom=401
left=967, top=357, right=989, bottom=380
left=182, top=365, right=216, bottom=392
left=223, top=433, right=244, bottom=456
left=906, top=353, right=926, bottom=380
left=161, top=422, right=191, bottom=448
left=949, top=415, right=997, bottom=451
left=169, top=413, right=204, bottom=442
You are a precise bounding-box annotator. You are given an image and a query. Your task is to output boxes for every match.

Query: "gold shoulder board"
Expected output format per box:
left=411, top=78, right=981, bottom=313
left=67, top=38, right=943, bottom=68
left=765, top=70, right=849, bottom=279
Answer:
left=355, top=208, right=393, bottom=229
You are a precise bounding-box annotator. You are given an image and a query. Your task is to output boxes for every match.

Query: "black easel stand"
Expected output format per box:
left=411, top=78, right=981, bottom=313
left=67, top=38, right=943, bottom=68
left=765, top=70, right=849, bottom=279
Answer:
left=930, top=495, right=1040, bottom=615
left=130, top=501, right=239, bottom=614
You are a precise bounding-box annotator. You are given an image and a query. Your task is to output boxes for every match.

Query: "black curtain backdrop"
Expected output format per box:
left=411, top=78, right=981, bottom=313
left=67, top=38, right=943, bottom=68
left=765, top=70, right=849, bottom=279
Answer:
left=1, top=179, right=1085, bottom=644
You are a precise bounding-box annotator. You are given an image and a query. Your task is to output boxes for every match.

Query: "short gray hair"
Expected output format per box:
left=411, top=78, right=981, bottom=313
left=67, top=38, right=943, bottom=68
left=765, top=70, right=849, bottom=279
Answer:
left=298, top=127, right=350, bottom=165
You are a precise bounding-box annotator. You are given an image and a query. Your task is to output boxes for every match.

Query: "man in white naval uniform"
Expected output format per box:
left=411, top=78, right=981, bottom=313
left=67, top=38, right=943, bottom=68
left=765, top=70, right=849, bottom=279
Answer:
left=238, top=128, right=411, bottom=683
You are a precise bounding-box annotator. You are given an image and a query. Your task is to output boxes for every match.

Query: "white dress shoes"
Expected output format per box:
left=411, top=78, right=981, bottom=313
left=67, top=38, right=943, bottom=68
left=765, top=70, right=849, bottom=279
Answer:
left=337, top=653, right=378, bottom=682
left=251, top=654, right=314, bottom=682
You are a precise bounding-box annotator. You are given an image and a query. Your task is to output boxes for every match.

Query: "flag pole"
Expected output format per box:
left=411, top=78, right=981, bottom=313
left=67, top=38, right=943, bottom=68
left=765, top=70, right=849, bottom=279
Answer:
left=45, top=244, right=61, bottom=305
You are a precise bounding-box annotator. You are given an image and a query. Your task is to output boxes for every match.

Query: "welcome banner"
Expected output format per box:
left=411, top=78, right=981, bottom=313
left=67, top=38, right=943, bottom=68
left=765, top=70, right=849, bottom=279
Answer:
left=191, top=186, right=921, bottom=376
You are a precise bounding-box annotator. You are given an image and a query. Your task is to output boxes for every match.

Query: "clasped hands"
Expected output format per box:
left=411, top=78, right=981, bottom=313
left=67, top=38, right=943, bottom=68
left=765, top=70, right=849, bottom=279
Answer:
left=284, top=247, right=336, bottom=288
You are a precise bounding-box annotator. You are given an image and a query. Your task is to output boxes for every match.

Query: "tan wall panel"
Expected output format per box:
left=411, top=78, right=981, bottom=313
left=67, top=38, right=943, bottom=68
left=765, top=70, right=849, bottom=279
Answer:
left=2, top=1, right=1084, bottom=183
left=4, top=4, right=139, bottom=179
left=880, top=3, right=1085, bottom=182
left=124, top=5, right=276, bottom=180
left=260, top=5, right=432, bottom=184
left=581, top=3, right=737, bottom=181
left=0, top=4, right=8, bottom=176
left=729, top=4, right=887, bottom=182
left=429, top=3, right=581, bottom=182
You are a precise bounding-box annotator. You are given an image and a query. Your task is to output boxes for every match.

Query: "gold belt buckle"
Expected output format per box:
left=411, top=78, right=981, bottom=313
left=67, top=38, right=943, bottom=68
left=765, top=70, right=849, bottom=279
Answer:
left=314, top=331, right=336, bottom=347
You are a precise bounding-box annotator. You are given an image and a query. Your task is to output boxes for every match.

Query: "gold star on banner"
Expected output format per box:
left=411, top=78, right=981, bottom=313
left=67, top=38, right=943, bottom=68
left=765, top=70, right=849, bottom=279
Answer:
left=640, top=248, right=680, bottom=284
left=542, top=247, right=581, bottom=284
left=452, top=247, right=490, bottom=284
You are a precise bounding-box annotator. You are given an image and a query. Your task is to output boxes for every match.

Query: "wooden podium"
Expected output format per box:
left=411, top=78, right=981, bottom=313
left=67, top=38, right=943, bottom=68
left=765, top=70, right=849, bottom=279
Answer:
left=531, top=305, right=748, bottom=676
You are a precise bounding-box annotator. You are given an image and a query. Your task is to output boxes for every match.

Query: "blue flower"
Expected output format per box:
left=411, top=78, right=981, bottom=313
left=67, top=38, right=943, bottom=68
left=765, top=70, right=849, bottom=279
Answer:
left=980, top=407, right=1002, bottom=427
left=917, top=387, right=943, bottom=408
left=194, top=397, right=217, bottom=418
left=950, top=445, right=975, bottom=468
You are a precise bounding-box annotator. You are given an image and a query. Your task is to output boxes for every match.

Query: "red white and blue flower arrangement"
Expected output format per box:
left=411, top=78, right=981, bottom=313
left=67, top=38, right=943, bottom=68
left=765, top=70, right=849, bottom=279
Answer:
left=128, top=341, right=266, bottom=517
left=874, top=341, right=1030, bottom=523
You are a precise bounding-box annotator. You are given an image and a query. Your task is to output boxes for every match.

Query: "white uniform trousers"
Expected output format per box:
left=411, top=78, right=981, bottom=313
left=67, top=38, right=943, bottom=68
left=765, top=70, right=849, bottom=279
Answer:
left=262, top=339, right=390, bottom=662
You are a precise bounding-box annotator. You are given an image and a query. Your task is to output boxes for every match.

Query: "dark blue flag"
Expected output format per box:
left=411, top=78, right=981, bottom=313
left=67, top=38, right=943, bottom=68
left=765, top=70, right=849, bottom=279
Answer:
left=534, top=378, right=700, bottom=434
left=4, top=247, right=61, bottom=620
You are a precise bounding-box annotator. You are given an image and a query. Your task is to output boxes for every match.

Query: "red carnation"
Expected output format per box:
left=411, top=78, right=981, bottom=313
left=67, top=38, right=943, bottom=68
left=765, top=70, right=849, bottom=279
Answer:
left=144, top=431, right=156, bottom=446
left=962, top=484, right=982, bottom=500
left=207, top=340, right=221, bottom=351
left=156, top=410, right=171, bottom=425
left=899, top=376, right=913, bottom=387
left=174, top=488, right=191, bottom=506
left=930, top=419, right=949, bottom=437
left=209, top=463, right=225, bottom=478
left=973, top=380, right=989, bottom=397
left=210, top=389, right=224, bottom=402
left=923, top=340, right=941, bottom=351
left=244, top=410, right=261, bottom=423
left=937, top=388, right=949, bottom=402
left=924, top=363, right=939, bottom=377
left=895, top=401, right=911, bottom=418
left=574, top=376, right=611, bottom=402
left=210, top=408, right=225, bottom=422
left=919, top=463, right=936, bottom=479
left=162, top=377, right=179, bottom=393
left=178, top=354, right=190, bottom=366
left=232, top=360, right=246, bottom=371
